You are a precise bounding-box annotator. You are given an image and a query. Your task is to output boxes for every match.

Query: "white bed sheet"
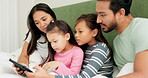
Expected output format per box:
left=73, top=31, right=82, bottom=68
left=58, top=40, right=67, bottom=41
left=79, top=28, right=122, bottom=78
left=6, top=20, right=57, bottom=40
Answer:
left=0, top=48, right=43, bottom=78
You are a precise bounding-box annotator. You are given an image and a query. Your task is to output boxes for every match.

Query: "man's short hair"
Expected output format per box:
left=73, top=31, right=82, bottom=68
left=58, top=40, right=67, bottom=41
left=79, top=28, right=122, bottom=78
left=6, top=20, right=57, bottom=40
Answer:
left=97, top=0, right=132, bottom=16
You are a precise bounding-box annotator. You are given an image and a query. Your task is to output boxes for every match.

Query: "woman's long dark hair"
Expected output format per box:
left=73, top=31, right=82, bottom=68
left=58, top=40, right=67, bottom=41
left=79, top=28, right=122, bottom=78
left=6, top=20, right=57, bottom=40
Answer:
left=46, top=20, right=78, bottom=61
left=75, top=14, right=112, bottom=56
left=24, top=3, right=56, bottom=55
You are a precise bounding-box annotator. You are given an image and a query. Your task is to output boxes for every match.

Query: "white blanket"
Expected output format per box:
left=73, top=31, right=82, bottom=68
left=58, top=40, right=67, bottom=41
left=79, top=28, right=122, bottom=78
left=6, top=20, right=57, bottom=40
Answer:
left=0, top=48, right=43, bottom=78
left=116, top=63, right=134, bottom=77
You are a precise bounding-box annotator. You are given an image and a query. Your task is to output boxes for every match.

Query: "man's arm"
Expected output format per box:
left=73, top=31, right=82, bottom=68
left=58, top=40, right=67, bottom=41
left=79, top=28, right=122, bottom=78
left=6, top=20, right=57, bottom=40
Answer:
left=117, top=50, right=148, bottom=78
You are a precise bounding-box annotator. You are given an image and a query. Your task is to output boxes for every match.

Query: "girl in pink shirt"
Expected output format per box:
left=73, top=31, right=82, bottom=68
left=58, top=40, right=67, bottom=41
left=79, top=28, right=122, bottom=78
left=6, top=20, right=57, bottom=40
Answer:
left=42, top=20, right=84, bottom=75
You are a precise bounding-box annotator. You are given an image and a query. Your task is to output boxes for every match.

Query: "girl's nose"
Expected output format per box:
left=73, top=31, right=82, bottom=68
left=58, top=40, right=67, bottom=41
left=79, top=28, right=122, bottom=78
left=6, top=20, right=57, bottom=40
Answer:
left=75, top=32, right=78, bottom=37
left=51, top=43, right=56, bottom=48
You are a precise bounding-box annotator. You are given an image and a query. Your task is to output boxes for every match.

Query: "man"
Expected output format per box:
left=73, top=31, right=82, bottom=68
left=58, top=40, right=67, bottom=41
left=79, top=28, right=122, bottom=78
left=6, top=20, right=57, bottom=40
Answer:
left=96, top=0, right=148, bottom=78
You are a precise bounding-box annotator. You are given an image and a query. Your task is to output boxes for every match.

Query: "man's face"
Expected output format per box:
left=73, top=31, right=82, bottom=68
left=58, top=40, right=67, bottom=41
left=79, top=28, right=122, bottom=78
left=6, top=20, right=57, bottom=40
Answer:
left=96, top=1, right=118, bottom=33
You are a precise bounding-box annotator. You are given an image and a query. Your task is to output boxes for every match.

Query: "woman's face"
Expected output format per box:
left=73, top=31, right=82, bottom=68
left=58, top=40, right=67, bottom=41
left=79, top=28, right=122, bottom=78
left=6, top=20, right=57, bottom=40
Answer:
left=33, top=11, right=53, bottom=33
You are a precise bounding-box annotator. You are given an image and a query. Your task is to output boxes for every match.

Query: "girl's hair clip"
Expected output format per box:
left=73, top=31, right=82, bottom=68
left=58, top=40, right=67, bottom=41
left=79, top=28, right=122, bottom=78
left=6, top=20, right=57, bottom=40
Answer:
left=51, top=20, right=55, bottom=23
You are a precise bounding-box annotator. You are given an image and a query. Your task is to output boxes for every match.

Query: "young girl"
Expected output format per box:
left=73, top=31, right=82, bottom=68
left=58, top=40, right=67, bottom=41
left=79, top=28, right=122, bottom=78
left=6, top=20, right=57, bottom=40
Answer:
left=42, top=20, right=84, bottom=75
left=25, top=14, right=114, bottom=78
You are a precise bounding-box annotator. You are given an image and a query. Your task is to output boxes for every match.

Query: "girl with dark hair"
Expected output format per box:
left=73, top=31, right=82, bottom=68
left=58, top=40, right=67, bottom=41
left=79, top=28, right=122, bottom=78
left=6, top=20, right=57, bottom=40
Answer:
left=42, top=20, right=83, bottom=75
left=25, top=14, right=114, bottom=78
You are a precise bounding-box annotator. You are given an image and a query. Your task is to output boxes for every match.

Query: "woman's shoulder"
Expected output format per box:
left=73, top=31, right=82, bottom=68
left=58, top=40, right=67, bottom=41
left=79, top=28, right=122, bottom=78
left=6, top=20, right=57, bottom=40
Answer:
left=37, top=35, right=47, bottom=43
left=25, top=32, right=32, bottom=43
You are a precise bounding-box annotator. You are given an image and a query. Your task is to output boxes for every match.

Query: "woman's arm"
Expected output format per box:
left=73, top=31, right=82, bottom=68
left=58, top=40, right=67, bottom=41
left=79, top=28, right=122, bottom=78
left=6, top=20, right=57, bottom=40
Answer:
left=17, top=41, right=29, bottom=66
left=15, top=41, right=30, bottom=75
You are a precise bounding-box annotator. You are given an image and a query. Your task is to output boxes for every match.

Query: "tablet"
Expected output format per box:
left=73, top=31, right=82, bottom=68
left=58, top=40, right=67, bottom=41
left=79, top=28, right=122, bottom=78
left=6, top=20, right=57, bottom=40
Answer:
left=9, top=58, right=32, bottom=72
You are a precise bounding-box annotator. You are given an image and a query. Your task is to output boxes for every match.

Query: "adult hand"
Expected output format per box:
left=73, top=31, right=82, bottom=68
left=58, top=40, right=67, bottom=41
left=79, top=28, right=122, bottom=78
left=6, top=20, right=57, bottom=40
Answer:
left=13, top=63, right=28, bottom=76
left=42, top=61, right=60, bottom=72
left=25, top=66, right=55, bottom=78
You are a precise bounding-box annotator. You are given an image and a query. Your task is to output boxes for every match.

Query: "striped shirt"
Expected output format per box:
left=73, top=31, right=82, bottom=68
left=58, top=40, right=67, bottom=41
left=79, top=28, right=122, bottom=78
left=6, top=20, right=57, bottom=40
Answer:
left=55, top=42, right=113, bottom=78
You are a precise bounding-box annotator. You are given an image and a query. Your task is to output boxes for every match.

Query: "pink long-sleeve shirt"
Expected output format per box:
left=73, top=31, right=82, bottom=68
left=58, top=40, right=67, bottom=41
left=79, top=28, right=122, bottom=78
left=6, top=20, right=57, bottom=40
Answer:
left=54, top=46, right=84, bottom=75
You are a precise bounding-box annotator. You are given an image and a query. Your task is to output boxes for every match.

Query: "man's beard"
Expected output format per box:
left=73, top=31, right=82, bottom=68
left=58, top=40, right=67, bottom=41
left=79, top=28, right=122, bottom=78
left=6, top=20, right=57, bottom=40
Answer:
left=103, top=21, right=117, bottom=33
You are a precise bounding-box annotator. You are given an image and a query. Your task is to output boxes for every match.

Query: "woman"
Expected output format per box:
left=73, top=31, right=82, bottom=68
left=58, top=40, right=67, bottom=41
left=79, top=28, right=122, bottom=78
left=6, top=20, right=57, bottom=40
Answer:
left=0, top=3, right=56, bottom=77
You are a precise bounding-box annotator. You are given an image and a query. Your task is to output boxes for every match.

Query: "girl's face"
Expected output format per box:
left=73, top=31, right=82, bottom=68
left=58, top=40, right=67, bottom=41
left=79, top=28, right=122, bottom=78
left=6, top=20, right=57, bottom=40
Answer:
left=46, top=32, right=70, bottom=53
left=75, top=21, right=97, bottom=46
left=33, top=11, right=53, bottom=33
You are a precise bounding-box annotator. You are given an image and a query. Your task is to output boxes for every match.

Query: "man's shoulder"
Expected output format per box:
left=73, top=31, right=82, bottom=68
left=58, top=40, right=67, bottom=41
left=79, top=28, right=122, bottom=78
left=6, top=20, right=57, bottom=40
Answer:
left=134, top=17, right=148, bottom=22
left=130, top=17, right=148, bottom=29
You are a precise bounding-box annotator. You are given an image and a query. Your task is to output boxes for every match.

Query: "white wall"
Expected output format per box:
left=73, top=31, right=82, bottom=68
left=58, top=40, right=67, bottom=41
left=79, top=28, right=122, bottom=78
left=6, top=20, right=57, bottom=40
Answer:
left=18, top=0, right=34, bottom=48
left=33, top=0, right=90, bottom=8
left=0, top=0, right=19, bottom=52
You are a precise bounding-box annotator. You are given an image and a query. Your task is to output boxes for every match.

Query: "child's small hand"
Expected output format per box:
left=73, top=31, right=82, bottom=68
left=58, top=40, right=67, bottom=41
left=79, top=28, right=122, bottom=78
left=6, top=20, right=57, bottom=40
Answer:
left=42, top=61, right=60, bottom=72
left=25, top=66, right=52, bottom=78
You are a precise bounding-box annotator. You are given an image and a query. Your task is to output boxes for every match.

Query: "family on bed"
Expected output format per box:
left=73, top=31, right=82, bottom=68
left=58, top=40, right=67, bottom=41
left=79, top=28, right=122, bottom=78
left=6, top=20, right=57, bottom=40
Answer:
left=0, top=0, right=148, bottom=78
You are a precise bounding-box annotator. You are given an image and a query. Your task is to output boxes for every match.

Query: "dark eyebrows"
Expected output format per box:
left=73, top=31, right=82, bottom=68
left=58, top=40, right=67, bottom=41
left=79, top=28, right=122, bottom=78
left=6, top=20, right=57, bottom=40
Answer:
left=96, top=11, right=106, bottom=14
left=41, top=16, right=46, bottom=19
left=34, top=20, right=37, bottom=22
left=34, top=16, right=46, bottom=22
